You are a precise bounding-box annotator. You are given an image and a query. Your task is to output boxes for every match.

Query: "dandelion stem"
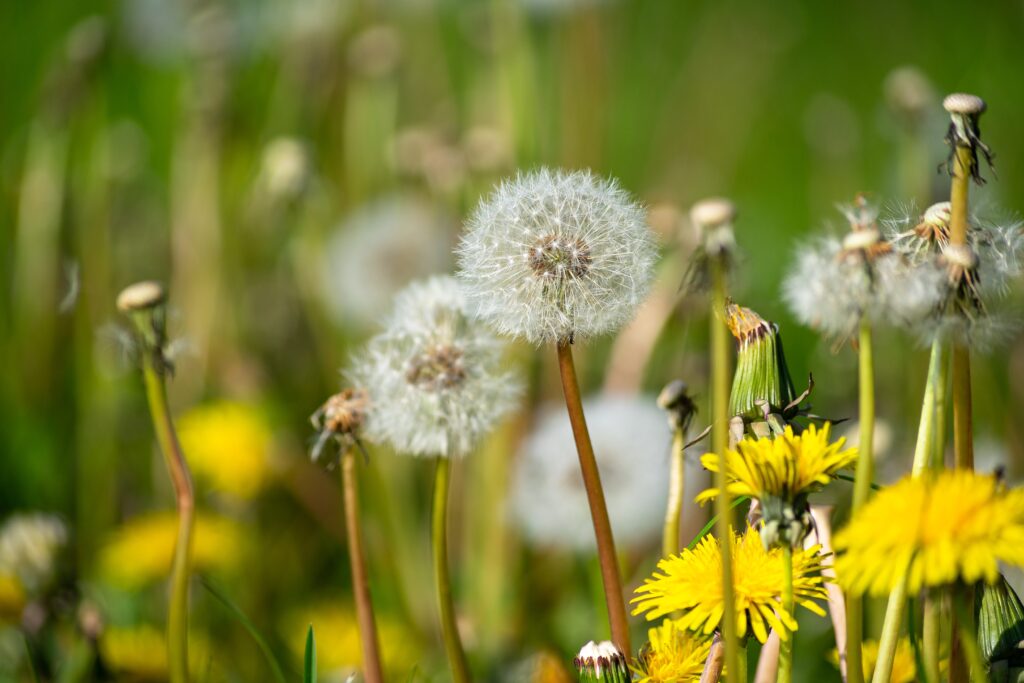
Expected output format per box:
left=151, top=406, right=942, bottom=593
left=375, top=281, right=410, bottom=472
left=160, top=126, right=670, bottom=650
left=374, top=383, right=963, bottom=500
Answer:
left=432, top=456, right=471, bottom=683
left=922, top=590, right=942, bottom=683
left=846, top=320, right=875, bottom=683
left=778, top=545, right=794, bottom=683
left=872, top=577, right=908, bottom=683
left=341, top=448, right=384, bottom=683
left=662, top=428, right=686, bottom=558
left=911, top=338, right=947, bottom=474
left=710, top=256, right=741, bottom=682
left=951, top=583, right=989, bottom=683
left=139, top=336, right=194, bottom=683
left=555, top=341, right=631, bottom=654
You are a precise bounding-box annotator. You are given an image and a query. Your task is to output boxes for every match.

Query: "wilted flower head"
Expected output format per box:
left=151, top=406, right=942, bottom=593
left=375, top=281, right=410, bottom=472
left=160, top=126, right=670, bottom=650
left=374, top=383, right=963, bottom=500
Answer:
left=784, top=197, right=946, bottom=340
left=0, top=514, right=67, bottom=594
left=310, top=388, right=369, bottom=464
left=457, top=168, right=656, bottom=345
left=321, top=194, right=452, bottom=329
left=834, top=469, right=1024, bottom=596
left=632, top=526, right=828, bottom=643
left=511, top=394, right=671, bottom=551
left=351, top=276, right=519, bottom=457
left=680, top=197, right=739, bottom=294
left=574, top=641, right=629, bottom=683
left=633, top=618, right=711, bottom=683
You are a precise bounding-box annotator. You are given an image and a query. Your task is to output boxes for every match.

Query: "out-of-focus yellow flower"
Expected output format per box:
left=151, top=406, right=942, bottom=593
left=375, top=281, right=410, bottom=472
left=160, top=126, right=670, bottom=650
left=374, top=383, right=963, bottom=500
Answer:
left=834, top=470, right=1024, bottom=596
left=285, top=602, right=418, bottom=677
left=100, top=625, right=210, bottom=680
left=697, top=423, right=857, bottom=505
left=0, top=573, right=25, bottom=623
left=528, top=651, right=574, bottom=683
left=632, top=526, right=828, bottom=643
left=177, top=401, right=275, bottom=499
left=634, top=618, right=711, bottom=682
left=99, top=512, right=244, bottom=587
left=830, top=638, right=917, bottom=683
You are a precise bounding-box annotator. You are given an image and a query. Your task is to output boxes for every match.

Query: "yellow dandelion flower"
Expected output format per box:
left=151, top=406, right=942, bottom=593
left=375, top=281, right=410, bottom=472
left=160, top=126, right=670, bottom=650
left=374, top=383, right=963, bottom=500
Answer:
left=830, top=638, right=917, bottom=683
left=632, top=526, right=829, bottom=643
left=177, top=401, right=275, bottom=499
left=99, top=512, right=244, bottom=588
left=0, top=573, right=25, bottom=623
left=99, top=625, right=210, bottom=680
left=633, top=618, right=712, bottom=682
left=527, top=651, right=575, bottom=682
left=834, top=469, right=1024, bottom=596
left=284, top=602, right=418, bottom=676
left=697, top=423, right=857, bottom=505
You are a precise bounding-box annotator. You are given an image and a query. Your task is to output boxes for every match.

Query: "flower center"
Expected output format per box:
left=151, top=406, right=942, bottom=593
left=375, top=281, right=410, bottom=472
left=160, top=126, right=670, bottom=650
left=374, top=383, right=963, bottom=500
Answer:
left=406, top=344, right=466, bottom=391
left=527, top=234, right=592, bottom=280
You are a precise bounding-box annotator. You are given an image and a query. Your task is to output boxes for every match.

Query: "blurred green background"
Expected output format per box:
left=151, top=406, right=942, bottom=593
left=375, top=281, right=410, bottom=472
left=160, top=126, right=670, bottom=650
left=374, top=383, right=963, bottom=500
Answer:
left=2, top=0, right=1023, bottom=680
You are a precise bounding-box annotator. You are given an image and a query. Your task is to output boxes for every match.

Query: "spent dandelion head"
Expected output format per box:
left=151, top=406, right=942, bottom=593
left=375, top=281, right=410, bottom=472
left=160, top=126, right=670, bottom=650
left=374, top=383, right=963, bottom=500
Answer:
left=680, top=197, right=738, bottom=295
left=350, top=275, right=519, bottom=457
left=943, top=93, right=993, bottom=184
left=834, top=469, right=1024, bottom=597
left=574, top=641, right=630, bottom=683
left=656, top=379, right=697, bottom=433
left=632, top=526, right=829, bottom=643
left=309, top=388, right=369, bottom=465
left=511, top=395, right=671, bottom=551
left=456, top=168, right=656, bottom=345
left=697, top=423, right=856, bottom=547
left=633, top=618, right=712, bottom=683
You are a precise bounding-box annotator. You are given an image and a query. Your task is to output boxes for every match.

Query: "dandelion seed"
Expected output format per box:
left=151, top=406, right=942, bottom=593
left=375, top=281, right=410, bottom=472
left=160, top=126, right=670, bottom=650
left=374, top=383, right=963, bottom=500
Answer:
left=350, top=276, right=519, bottom=457
left=511, top=395, right=672, bottom=552
left=456, top=168, right=656, bottom=345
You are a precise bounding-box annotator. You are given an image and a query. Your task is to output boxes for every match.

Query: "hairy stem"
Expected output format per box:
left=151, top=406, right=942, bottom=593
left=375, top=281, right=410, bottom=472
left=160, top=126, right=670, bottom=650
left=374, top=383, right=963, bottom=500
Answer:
left=556, top=341, right=631, bottom=654
left=433, top=457, right=471, bottom=683
left=341, top=448, right=384, bottom=683
left=778, top=545, right=794, bottom=683
left=140, top=350, right=194, bottom=683
left=710, top=258, right=741, bottom=681
left=846, top=321, right=875, bottom=683
left=662, top=428, right=686, bottom=558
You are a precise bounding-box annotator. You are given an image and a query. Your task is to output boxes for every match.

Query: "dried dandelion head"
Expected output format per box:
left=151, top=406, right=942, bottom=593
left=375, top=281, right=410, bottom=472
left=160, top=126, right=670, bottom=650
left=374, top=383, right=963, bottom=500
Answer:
left=310, top=388, right=370, bottom=464
left=350, top=276, right=520, bottom=457
left=456, top=168, right=656, bottom=345
left=680, top=197, right=738, bottom=294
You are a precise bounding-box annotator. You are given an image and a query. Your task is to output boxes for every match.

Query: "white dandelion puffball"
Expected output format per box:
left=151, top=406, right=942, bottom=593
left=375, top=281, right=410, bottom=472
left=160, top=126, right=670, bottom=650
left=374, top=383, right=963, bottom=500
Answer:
left=0, top=513, right=68, bottom=593
left=511, top=394, right=672, bottom=551
left=457, top=168, right=657, bottom=345
left=350, top=276, right=520, bottom=457
left=321, top=194, right=452, bottom=329
left=783, top=236, right=945, bottom=338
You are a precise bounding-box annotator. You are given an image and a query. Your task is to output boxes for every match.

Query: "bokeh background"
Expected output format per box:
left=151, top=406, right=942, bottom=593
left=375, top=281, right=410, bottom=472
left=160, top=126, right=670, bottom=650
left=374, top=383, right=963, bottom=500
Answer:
left=2, top=0, right=1024, bottom=680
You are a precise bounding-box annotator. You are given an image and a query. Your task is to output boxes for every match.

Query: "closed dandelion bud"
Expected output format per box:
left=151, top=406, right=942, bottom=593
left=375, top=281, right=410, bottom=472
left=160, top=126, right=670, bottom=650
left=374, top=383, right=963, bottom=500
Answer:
left=725, top=303, right=797, bottom=420
left=573, top=641, right=630, bottom=683
left=457, top=168, right=656, bottom=345
left=976, top=573, right=1024, bottom=666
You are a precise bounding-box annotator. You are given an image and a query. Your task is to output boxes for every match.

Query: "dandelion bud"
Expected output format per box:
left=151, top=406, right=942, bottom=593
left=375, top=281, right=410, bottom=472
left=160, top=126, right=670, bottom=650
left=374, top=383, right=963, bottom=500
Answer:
left=116, top=281, right=165, bottom=312
left=725, top=303, right=798, bottom=420
left=573, top=641, right=629, bottom=683
left=457, top=168, right=656, bottom=345
left=976, top=573, right=1024, bottom=666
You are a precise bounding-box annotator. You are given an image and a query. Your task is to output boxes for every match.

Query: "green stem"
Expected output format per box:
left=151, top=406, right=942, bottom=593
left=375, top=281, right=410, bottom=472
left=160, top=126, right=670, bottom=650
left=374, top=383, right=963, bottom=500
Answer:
left=931, top=346, right=951, bottom=470
left=778, top=545, right=794, bottom=683
left=911, top=338, right=947, bottom=475
left=555, top=341, right=631, bottom=654
left=140, top=347, right=194, bottom=683
left=342, top=449, right=384, bottom=683
left=872, top=578, right=908, bottom=683
left=662, top=428, right=686, bottom=558
left=952, top=584, right=989, bottom=683
left=847, top=321, right=875, bottom=683
left=710, top=257, right=741, bottom=682
left=432, top=457, right=471, bottom=683
left=922, top=591, right=942, bottom=683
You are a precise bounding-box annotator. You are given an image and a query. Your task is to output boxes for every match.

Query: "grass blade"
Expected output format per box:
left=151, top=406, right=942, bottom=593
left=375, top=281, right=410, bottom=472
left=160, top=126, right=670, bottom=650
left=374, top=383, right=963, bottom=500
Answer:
left=685, top=495, right=750, bottom=550
left=304, top=625, right=316, bottom=683
left=199, top=575, right=289, bottom=683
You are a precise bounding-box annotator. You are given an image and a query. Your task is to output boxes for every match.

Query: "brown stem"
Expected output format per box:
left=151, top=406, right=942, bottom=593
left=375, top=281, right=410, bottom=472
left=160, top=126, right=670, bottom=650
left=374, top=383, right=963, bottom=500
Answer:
left=341, top=448, right=384, bottom=683
left=555, top=341, right=631, bottom=654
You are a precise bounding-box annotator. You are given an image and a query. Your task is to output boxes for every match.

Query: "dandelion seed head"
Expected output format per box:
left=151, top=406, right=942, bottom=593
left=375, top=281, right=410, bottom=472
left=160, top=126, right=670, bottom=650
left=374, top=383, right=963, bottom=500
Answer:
left=350, top=276, right=519, bottom=458
left=511, top=394, right=671, bottom=551
left=0, top=514, right=67, bottom=594
left=457, top=168, right=656, bottom=345
left=116, top=281, right=165, bottom=312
